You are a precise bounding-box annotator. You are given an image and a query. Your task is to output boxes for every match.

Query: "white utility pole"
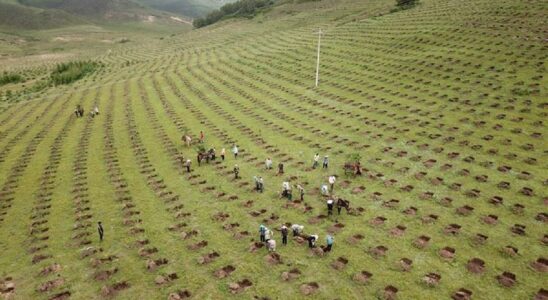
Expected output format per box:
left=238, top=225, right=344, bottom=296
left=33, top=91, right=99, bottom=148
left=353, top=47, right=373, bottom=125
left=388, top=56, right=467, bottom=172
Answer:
left=315, top=28, right=323, bottom=88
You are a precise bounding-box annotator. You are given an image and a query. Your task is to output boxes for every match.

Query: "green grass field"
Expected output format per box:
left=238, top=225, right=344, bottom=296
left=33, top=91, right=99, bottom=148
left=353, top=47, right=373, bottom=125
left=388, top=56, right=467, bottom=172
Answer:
left=0, top=0, right=546, bottom=299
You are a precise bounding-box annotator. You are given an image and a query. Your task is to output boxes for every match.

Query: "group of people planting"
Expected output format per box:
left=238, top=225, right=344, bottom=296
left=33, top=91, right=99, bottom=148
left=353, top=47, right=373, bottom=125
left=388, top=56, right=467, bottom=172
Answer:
left=177, top=130, right=353, bottom=256
left=259, top=223, right=335, bottom=253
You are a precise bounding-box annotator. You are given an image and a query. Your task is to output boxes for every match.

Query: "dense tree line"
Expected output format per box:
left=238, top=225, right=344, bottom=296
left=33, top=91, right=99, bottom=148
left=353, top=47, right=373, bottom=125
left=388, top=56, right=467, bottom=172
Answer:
left=193, top=0, right=274, bottom=28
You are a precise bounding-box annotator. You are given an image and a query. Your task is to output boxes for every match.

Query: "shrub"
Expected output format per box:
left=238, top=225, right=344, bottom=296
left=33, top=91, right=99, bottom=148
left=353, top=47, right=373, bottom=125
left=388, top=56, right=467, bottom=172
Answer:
left=194, top=0, right=275, bottom=28
left=391, top=0, right=419, bottom=12
left=49, top=61, right=99, bottom=86
left=0, top=72, right=23, bottom=86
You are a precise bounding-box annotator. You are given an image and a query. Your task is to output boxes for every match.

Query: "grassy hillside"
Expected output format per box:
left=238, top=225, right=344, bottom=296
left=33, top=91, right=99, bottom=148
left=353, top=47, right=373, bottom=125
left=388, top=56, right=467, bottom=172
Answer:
left=0, top=0, right=546, bottom=299
left=0, top=2, right=84, bottom=29
left=136, top=0, right=235, bottom=18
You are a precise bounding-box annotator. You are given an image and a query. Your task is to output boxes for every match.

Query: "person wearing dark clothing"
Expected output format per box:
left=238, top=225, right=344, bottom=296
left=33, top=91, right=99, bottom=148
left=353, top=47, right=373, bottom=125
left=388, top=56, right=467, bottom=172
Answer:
left=308, top=234, right=318, bottom=248
left=259, top=225, right=266, bottom=243
left=234, top=165, right=240, bottom=179
left=323, top=156, right=329, bottom=169
left=297, top=184, right=305, bottom=201
left=185, top=159, right=192, bottom=173
left=277, top=163, right=284, bottom=175
left=97, top=222, right=104, bottom=241
left=327, top=199, right=334, bottom=216
left=281, top=225, right=288, bottom=245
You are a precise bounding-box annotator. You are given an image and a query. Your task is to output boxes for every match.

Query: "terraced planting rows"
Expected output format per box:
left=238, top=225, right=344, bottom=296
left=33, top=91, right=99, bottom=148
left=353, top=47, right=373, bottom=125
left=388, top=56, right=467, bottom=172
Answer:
left=0, top=0, right=546, bottom=299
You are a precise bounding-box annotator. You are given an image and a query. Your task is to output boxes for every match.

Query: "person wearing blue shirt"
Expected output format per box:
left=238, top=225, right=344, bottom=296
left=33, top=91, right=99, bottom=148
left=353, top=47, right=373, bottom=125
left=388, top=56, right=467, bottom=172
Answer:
left=259, top=224, right=267, bottom=242
left=326, top=235, right=334, bottom=252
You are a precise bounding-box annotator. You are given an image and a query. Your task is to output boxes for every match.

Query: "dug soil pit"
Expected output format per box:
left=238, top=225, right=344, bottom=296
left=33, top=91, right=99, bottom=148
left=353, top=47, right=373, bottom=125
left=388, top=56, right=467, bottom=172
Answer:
left=452, top=288, right=472, bottom=300
left=308, top=215, right=327, bottom=224
left=265, top=253, right=282, bottom=265
left=93, top=268, right=118, bottom=281
left=534, top=289, right=547, bottom=300
left=482, top=215, right=498, bottom=225
left=351, top=186, right=366, bottom=194
left=422, top=273, right=441, bottom=286
left=37, top=278, right=64, bottom=292
left=330, top=257, right=349, bottom=270
left=370, top=216, right=386, bottom=226
left=530, top=257, right=548, bottom=272
left=248, top=242, right=264, bottom=252
left=399, top=258, right=413, bottom=272
left=214, top=265, right=236, bottom=279
left=382, top=285, right=398, bottom=300
left=390, top=225, right=406, bottom=236
left=49, top=291, right=71, bottom=300
left=327, top=223, right=345, bottom=233
left=369, top=245, right=388, bottom=258
left=347, top=234, right=364, bottom=245
left=146, top=258, right=168, bottom=271
left=155, top=273, right=178, bottom=285
left=39, top=263, right=62, bottom=276
left=467, top=258, right=485, bottom=274
left=188, top=240, right=208, bottom=250
left=0, top=278, right=15, bottom=298
left=353, top=271, right=372, bottom=284
left=198, top=252, right=220, bottom=265
left=299, top=282, right=319, bottom=296
left=472, top=233, right=489, bottom=245
left=496, top=272, right=516, bottom=287
left=100, top=281, right=130, bottom=297
left=413, top=235, right=430, bottom=249
left=281, top=268, right=301, bottom=281
left=229, top=279, right=253, bottom=294
left=439, top=247, right=455, bottom=259
left=168, top=289, right=191, bottom=300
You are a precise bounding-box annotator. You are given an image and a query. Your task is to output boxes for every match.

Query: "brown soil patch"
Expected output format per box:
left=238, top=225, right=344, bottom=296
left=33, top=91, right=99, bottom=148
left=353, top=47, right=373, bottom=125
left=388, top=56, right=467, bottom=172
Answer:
left=188, top=240, right=208, bottom=250
left=413, top=235, right=430, bottom=249
left=382, top=285, right=398, bottom=300
left=198, top=252, right=220, bottom=265
left=229, top=279, right=253, bottom=294
left=351, top=186, right=366, bottom=194
left=530, top=257, right=548, bottom=272
left=0, top=278, right=15, bottom=299
left=369, top=245, right=388, bottom=258
left=249, top=242, right=265, bottom=252
left=265, top=253, right=282, bottom=265
left=496, top=272, right=516, bottom=287
left=439, top=247, right=455, bottom=259
left=353, top=271, right=372, bottom=284
left=214, top=265, right=236, bottom=279
left=330, top=257, right=349, bottom=270
left=49, top=291, right=71, bottom=300
left=281, top=268, right=301, bottom=281
left=168, top=289, right=191, bottom=300
left=370, top=216, right=386, bottom=226
left=155, top=273, right=178, bottom=285
left=399, top=258, right=413, bottom=272
left=467, top=258, right=485, bottom=273
left=327, top=223, right=345, bottom=233
left=299, top=282, right=319, bottom=296
left=39, top=263, right=62, bottom=276
left=347, top=234, right=364, bottom=245
left=482, top=215, right=498, bottom=225
left=146, top=258, right=168, bottom=271
left=422, top=273, right=441, bottom=286
left=94, top=268, right=118, bottom=281
left=390, top=225, right=406, bottom=237
left=37, top=278, right=64, bottom=293
left=452, top=288, right=472, bottom=300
